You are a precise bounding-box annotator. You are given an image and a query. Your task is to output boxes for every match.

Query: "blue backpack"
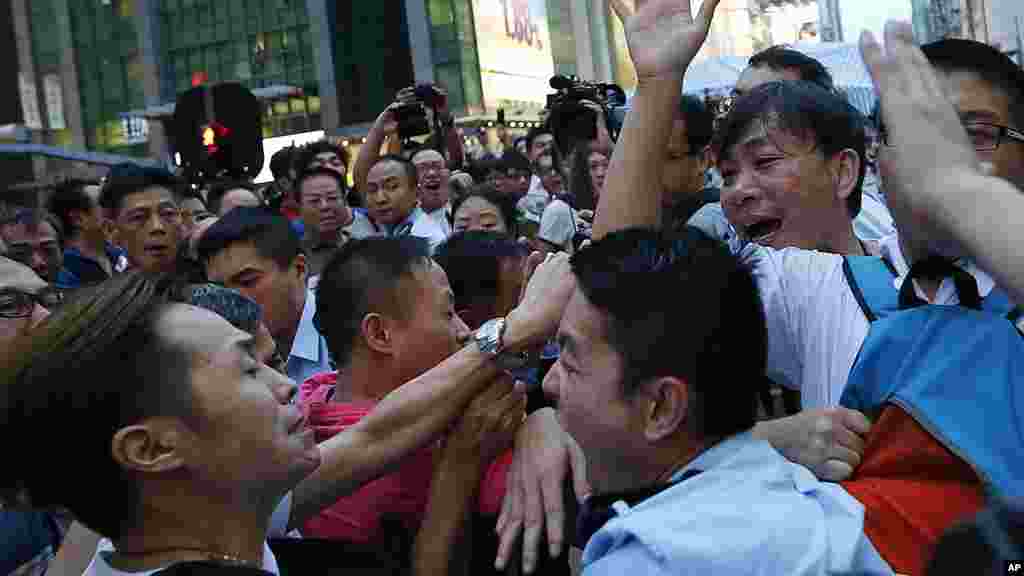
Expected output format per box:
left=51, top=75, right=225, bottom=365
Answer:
left=838, top=256, right=1024, bottom=498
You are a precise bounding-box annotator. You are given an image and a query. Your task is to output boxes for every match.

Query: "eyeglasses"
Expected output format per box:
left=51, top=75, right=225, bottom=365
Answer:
left=0, top=287, right=64, bottom=318
left=881, top=122, right=1024, bottom=152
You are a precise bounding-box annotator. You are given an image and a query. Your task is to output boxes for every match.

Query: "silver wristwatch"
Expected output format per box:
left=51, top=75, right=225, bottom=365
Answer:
left=475, top=318, right=530, bottom=371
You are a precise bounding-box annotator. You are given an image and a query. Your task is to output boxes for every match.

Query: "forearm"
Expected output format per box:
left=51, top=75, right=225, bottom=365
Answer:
left=354, top=124, right=389, bottom=191
left=290, top=344, right=499, bottom=528
left=927, top=170, right=1024, bottom=305
left=445, top=123, right=465, bottom=170
left=412, top=451, right=482, bottom=576
left=593, top=75, right=682, bottom=240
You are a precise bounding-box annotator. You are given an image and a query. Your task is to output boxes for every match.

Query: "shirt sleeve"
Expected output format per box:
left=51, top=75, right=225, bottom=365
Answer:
left=582, top=540, right=674, bottom=576
left=538, top=202, right=575, bottom=249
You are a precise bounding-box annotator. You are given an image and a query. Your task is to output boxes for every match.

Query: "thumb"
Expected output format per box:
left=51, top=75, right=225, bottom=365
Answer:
left=609, top=0, right=634, bottom=23
left=565, top=434, right=591, bottom=503
left=840, top=408, right=872, bottom=436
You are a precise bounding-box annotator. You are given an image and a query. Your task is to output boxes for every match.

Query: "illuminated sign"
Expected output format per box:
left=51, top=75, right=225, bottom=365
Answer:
left=471, top=0, right=555, bottom=111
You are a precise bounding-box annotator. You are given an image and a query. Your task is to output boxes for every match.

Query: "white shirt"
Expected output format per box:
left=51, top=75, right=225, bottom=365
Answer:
left=747, top=233, right=999, bottom=409
left=582, top=433, right=892, bottom=575
left=537, top=198, right=576, bottom=253
left=386, top=206, right=448, bottom=253
left=83, top=493, right=294, bottom=576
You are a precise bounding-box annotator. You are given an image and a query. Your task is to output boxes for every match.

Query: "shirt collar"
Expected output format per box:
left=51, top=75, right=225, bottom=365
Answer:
left=289, top=290, right=321, bottom=363
left=669, top=431, right=754, bottom=482
left=877, top=233, right=996, bottom=303
left=387, top=206, right=424, bottom=235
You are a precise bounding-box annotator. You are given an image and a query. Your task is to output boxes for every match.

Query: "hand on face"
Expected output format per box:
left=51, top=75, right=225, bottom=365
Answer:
left=610, top=0, right=722, bottom=81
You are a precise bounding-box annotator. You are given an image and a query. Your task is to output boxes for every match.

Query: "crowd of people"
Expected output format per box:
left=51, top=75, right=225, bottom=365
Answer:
left=2, top=0, right=1023, bottom=574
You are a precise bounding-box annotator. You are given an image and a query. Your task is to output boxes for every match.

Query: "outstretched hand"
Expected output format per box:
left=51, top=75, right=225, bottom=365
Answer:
left=859, top=22, right=979, bottom=245
left=610, top=0, right=722, bottom=80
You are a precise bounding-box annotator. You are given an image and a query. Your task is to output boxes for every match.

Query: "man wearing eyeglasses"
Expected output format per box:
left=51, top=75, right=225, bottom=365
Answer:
left=0, top=208, right=65, bottom=286
left=0, top=256, right=59, bottom=345
left=99, top=165, right=184, bottom=275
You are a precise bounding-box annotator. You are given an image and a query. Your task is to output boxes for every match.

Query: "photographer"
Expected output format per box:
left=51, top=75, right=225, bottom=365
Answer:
left=354, top=85, right=463, bottom=198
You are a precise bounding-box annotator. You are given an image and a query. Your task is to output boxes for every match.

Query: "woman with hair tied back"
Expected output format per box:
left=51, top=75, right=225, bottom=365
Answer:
left=1, top=252, right=572, bottom=575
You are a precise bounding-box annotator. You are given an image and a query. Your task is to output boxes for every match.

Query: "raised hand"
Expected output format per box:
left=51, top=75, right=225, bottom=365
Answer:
left=610, top=0, right=722, bottom=80
left=755, top=407, right=871, bottom=481
left=505, top=253, right=576, bottom=352
left=859, top=22, right=980, bottom=258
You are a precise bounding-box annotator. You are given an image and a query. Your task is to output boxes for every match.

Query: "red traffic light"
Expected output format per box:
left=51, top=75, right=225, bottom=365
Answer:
left=200, top=121, right=231, bottom=154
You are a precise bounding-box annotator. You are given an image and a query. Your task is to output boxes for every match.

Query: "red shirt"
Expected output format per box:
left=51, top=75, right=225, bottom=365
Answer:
left=299, top=372, right=512, bottom=543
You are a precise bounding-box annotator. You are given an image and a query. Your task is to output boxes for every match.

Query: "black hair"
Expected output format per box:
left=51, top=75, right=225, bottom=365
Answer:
left=499, top=149, right=533, bottom=175
left=270, top=146, right=298, bottom=181
left=46, top=179, right=100, bottom=238
left=314, top=237, right=432, bottom=367
left=526, top=126, right=554, bottom=153
left=679, top=95, right=715, bottom=154
left=716, top=80, right=867, bottom=218
left=748, top=45, right=835, bottom=92
left=292, top=166, right=347, bottom=203
left=196, top=206, right=302, bottom=270
left=372, top=154, right=419, bottom=188
left=1, top=208, right=65, bottom=247
left=450, top=182, right=519, bottom=237
left=204, top=180, right=261, bottom=216
left=568, top=142, right=607, bottom=212
left=434, top=231, right=527, bottom=316
left=570, top=227, right=764, bottom=439
left=297, top=140, right=350, bottom=174
left=921, top=38, right=1024, bottom=129
left=100, top=164, right=185, bottom=217
left=927, top=497, right=1024, bottom=576
left=0, top=272, right=193, bottom=539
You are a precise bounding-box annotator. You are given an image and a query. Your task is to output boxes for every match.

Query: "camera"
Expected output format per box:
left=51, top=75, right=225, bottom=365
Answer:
left=394, top=84, right=447, bottom=140
left=545, top=76, right=627, bottom=156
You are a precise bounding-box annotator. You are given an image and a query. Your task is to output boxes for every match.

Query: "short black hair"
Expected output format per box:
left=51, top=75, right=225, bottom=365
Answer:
left=204, top=180, right=260, bottom=216
left=748, top=45, right=835, bottom=92
left=372, top=154, right=418, bottom=188
left=678, top=95, right=715, bottom=154
left=46, top=179, right=100, bottom=238
left=100, top=164, right=184, bottom=217
left=298, top=140, right=349, bottom=173
left=196, top=206, right=302, bottom=270
left=314, top=237, right=432, bottom=367
left=451, top=182, right=519, bottom=237
left=526, top=126, right=554, bottom=153
left=0, top=208, right=65, bottom=247
left=921, top=38, right=1024, bottom=129
left=716, top=80, right=867, bottom=218
left=270, top=146, right=298, bottom=181
left=571, top=227, right=764, bottom=439
left=0, top=272, right=192, bottom=539
left=434, top=231, right=526, bottom=314
left=292, top=166, right=346, bottom=203
left=499, top=149, right=532, bottom=174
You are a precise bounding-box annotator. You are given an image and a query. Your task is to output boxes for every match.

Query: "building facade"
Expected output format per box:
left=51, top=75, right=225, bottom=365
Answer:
left=6, top=0, right=616, bottom=182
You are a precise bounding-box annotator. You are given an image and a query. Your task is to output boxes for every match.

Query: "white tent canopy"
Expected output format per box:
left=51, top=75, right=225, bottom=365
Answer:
left=680, top=43, right=878, bottom=115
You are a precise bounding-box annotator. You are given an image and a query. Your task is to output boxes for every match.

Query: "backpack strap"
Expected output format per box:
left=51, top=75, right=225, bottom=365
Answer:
left=842, top=256, right=900, bottom=323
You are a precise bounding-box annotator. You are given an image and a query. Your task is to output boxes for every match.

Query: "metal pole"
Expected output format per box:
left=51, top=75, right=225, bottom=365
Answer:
left=1016, top=16, right=1023, bottom=69
left=0, top=144, right=163, bottom=168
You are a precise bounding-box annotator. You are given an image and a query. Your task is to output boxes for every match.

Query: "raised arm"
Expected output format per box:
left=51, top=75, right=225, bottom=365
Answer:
left=354, top=102, right=401, bottom=192
left=860, top=22, right=1024, bottom=305
left=593, top=0, right=721, bottom=240
left=289, top=253, right=576, bottom=529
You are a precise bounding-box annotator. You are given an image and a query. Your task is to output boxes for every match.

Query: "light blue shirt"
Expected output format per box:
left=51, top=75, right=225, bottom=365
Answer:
left=581, top=433, right=893, bottom=575
left=285, top=289, right=332, bottom=385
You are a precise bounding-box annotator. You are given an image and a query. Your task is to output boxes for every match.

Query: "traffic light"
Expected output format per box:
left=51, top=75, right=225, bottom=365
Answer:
left=172, top=82, right=262, bottom=183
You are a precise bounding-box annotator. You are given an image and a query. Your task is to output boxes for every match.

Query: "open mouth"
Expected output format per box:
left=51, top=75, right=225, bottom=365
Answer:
left=144, top=245, right=170, bottom=257
left=745, top=218, right=782, bottom=242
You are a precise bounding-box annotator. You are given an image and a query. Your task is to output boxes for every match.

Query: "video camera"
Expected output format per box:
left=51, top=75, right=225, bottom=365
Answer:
left=545, top=75, right=627, bottom=156
left=394, top=84, right=448, bottom=140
